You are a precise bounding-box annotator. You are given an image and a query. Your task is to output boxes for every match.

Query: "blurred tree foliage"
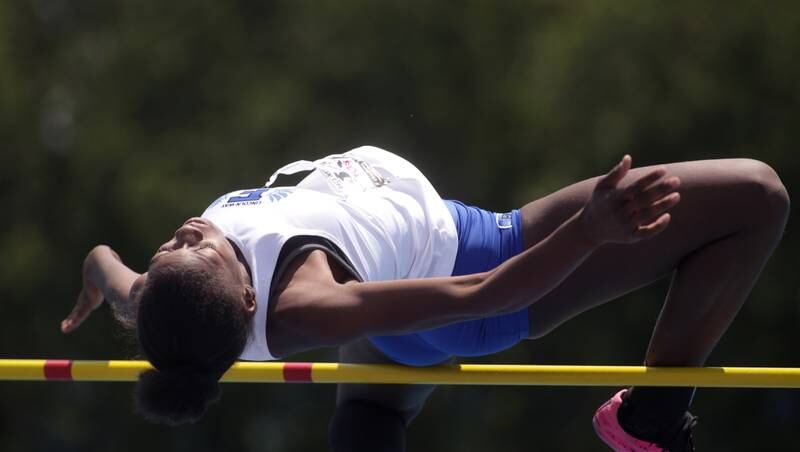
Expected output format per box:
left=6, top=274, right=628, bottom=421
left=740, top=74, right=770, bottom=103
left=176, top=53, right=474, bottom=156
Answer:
left=1, top=0, right=798, bottom=450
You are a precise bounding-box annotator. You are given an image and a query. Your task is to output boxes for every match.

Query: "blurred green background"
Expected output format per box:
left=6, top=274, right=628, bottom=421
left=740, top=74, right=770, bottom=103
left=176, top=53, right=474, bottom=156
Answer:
left=1, top=1, right=799, bottom=450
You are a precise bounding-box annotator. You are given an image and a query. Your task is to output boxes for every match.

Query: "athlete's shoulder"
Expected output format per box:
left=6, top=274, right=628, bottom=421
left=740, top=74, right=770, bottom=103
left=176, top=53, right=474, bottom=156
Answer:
left=268, top=249, right=347, bottom=355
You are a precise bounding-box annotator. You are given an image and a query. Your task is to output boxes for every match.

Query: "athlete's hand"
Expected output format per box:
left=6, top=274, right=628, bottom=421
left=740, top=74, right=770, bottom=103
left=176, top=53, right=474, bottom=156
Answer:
left=579, top=155, right=681, bottom=245
left=61, top=246, right=108, bottom=333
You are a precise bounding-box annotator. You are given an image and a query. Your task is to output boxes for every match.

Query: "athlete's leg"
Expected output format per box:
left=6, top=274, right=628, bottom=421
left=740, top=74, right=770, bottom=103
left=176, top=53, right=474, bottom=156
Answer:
left=519, top=158, right=789, bottom=439
left=329, top=338, right=452, bottom=452
left=521, top=158, right=789, bottom=355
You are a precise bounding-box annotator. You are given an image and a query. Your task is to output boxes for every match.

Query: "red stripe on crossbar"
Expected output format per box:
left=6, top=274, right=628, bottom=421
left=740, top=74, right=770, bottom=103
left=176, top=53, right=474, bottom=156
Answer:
left=44, top=360, right=73, bottom=380
left=283, top=362, right=313, bottom=382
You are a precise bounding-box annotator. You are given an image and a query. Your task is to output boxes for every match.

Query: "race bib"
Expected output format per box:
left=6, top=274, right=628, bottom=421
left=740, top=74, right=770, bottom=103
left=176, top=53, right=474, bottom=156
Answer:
left=265, top=154, right=388, bottom=196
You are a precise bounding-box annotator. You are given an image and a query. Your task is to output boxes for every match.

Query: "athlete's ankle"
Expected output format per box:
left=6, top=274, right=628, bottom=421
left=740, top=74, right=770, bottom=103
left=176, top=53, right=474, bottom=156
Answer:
left=616, top=388, right=693, bottom=443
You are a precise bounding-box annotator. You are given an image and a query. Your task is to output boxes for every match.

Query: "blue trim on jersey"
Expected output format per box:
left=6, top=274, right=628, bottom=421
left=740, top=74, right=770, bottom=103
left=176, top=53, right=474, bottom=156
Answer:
left=368, top=200, right=529, bottom=366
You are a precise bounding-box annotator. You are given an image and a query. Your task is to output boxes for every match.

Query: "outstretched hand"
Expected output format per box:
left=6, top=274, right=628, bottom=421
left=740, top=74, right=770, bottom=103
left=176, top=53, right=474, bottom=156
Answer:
left=579, top=155, right=681, bottom=245
left=61, top=247, right=107, bottom=333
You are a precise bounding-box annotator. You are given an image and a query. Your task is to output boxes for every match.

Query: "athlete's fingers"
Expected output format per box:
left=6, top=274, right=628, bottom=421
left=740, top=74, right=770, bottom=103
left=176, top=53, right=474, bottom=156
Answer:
left=620, top=167, right=668, bottom=201
left=61, top=313, right=86, bottom=333
left=629, top=176, right=681, bottom=207
left=634, top=213, right=671, bottom=240
left=597, top=155, right=632, bottom=190
left=633, top=192, right=681, bottom=225
left=622, top=175, right=679, bottom=217
left=61, top=292, right=93, bottom=333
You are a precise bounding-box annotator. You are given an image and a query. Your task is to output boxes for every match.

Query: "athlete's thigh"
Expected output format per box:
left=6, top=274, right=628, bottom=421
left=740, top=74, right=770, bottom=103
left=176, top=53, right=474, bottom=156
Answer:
left=520, top=158, right=773, bottom=338
left=335, top=338, right=452, bottom=425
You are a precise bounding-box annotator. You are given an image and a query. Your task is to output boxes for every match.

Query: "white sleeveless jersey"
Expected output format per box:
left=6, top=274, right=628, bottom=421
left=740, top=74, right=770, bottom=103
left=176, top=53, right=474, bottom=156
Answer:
left=201, top=146, right=458, bottom=360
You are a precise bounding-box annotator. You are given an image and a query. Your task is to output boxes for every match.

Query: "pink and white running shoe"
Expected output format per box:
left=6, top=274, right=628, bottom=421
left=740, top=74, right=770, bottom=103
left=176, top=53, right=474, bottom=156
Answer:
left=592, top=389, right=698, bottom=452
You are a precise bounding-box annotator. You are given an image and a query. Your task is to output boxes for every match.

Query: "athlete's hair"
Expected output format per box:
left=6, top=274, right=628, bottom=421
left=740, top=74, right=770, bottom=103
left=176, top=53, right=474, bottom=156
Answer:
left=134, top=262, right=250, bottom=425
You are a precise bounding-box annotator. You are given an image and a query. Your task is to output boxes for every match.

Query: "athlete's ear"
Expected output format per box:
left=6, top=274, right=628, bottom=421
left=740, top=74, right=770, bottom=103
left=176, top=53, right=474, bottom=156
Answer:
left=242, top=285, right=257, bottom=317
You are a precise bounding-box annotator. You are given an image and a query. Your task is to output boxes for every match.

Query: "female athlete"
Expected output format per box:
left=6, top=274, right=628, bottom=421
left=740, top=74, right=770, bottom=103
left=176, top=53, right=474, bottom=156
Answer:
left=60, top=146, right=789, bottom=451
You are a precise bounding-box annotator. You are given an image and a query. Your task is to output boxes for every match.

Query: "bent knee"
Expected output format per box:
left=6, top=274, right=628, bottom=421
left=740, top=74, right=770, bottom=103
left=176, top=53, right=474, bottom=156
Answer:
left=733, top=159, right=790, bottom=224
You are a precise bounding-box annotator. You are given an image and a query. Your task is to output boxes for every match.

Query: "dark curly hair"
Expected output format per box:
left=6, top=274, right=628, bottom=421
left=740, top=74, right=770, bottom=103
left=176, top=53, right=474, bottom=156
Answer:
left=135, top=261, right=250, bottom=425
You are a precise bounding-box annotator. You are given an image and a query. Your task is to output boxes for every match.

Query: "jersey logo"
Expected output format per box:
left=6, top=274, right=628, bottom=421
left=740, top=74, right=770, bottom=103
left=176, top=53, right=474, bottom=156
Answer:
left=496, top=212, right=514, bottom=229
left=315, top=156, right=388, bottom=194
left=219, top=188, right=291, bottom=208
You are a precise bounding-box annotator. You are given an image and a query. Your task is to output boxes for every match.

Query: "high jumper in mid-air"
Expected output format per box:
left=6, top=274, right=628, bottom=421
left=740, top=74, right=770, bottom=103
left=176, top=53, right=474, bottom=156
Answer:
left=62, top=146, right=789, bottom=451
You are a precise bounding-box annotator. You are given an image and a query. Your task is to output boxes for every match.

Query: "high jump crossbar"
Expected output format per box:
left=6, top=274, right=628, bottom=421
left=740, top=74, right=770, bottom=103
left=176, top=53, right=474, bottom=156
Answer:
left=2, top=360, right=800, bottom=388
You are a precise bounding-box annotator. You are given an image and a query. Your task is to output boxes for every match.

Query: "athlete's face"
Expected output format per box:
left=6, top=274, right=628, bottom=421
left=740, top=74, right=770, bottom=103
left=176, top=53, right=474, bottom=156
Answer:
left=150, top=217, right=240, bottom=274
left=132, top=218, right=255, bottom=314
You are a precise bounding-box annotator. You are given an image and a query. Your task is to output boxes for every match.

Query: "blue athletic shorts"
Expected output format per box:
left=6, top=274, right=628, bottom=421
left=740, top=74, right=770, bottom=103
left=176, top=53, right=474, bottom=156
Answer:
left=368, top=200, right=530, bottom=366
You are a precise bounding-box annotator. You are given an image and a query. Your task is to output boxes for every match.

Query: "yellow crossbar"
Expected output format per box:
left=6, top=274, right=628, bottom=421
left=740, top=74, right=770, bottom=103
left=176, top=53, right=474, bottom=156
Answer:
left=2, top=360, right=800, bottom=387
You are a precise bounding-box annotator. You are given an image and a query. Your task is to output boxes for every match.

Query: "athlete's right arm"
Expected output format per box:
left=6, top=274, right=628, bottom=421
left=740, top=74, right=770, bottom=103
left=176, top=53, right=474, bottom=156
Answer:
left=61, top=245, right=142, bottom=333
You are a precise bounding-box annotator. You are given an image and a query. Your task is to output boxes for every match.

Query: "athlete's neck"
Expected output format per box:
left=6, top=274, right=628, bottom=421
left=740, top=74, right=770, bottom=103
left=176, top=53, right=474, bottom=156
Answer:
left=227, top=238, right=253, bottom=285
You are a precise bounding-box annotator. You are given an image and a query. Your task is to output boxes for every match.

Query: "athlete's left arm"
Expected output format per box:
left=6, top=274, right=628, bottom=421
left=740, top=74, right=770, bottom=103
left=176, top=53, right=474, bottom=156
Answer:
left=277, top=156, right=679, bottom=352
left=273, top=208, right=601, bottom=352
left=61, top=245, right=143, bottom=333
